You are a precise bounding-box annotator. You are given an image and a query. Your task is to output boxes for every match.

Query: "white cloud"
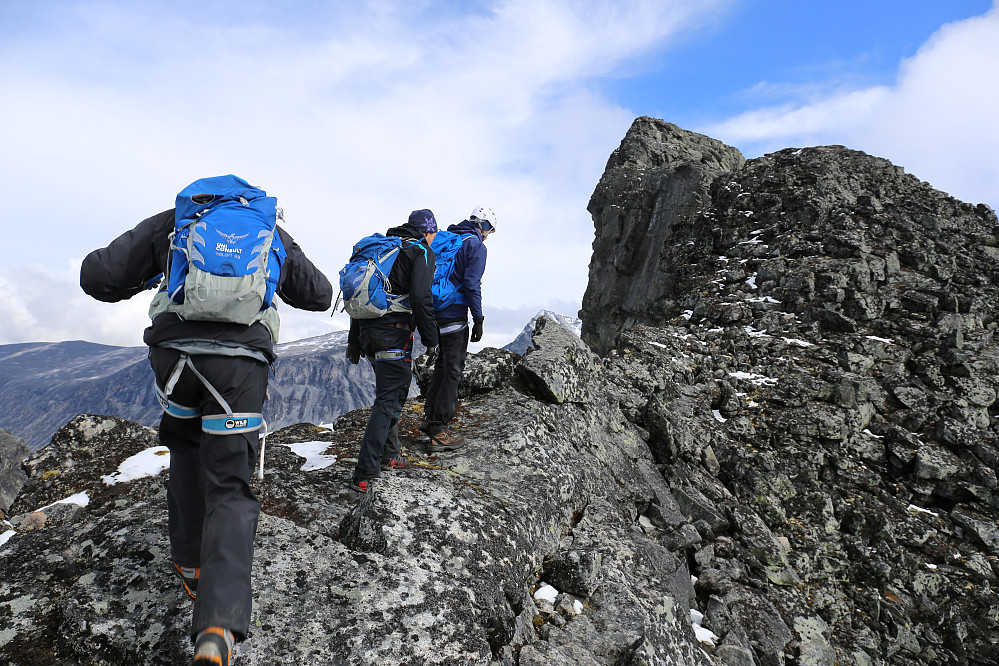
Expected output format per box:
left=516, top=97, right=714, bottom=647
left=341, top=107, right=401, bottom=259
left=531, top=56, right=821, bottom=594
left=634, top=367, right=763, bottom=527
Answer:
left=0, top=0, right=730, bottom=346
left=705, top=4, right=999, bottom=209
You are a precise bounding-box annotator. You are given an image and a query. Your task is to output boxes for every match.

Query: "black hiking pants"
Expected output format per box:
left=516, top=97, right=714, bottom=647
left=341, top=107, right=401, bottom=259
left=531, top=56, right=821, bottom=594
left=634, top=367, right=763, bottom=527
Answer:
left=353, top=323, right=413, bottom=481
left=149, top=347, right=268, bottom=641
left=422, top=320, right=470, bottom=436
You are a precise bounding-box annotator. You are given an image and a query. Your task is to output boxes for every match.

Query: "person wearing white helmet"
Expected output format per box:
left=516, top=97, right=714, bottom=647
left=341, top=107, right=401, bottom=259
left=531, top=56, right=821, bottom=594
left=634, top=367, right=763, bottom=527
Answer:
left=419, top=205, right=496, bottom=452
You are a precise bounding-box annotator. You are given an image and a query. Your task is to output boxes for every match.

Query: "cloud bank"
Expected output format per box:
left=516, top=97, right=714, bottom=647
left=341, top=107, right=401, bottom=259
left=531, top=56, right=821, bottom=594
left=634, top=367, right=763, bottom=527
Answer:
left=705, top=3, right=999, bottom=210
left=0, top=0, right=727, bottom=347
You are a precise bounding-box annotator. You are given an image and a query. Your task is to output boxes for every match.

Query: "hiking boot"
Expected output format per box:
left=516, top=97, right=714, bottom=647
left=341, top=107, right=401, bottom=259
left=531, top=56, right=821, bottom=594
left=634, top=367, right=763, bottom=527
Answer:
left=349, top=477, right=372, bottom=493
left=193, top=627, right=235, bottom=666
left=418, top=420, right=432, bottom=435
left=172, top=562, right=199, bottom=600
left=427, top=431, right=465, bottom=454
left=381, top=454, right=406, bottom=472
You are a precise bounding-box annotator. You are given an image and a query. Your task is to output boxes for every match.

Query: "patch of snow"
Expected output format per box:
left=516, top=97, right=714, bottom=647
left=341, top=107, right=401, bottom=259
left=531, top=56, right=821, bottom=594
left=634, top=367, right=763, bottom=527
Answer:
left=739, top=238, right=763, bottom=245
left=729, top=371, right=778, bottom=386
left=0, top=530, right=15, bottom=549
left=284, top=441, right=338, bottom=471
left=908, top=504, right=940, bottom=517
left=746, top=275, right=757, bottom=290
left=101, top=446, right=170, bottom=485
left=712, top=410, right=727, bottom=423
left=750, top=229, right=764, bottom=235
left=781, top=337, right=814, bottom=348
left=648, top=341, right=668, bottom=349
left=46, top=491, right=90, bottom=509
left=862, top=429, right=884, bottom=439
left=693, top=623, right=719, bottom=646
left=681, top=310, right=693, bottom=321
left=925, top=563, right=938, bottom=569
left=690, top=609, right=704, bottom=625
left=573, top=599, right=584, bottom=614
left=744, top=325, right=770, bottom=338
left=866, top=335, right=894, bottom=344
left=534, top=583, right=559, bottom=603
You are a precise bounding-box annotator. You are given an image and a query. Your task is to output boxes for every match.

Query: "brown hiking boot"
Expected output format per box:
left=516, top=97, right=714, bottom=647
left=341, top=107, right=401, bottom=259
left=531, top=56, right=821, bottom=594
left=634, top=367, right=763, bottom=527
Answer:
left=427, top=431, right=465, bottom=454
left=193, top=627, right=235, bottom=665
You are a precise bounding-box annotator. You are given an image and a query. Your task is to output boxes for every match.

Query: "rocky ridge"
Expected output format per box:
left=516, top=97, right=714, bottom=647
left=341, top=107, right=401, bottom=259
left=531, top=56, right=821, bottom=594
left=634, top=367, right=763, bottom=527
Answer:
left=3, top=117, right=999, bottom=665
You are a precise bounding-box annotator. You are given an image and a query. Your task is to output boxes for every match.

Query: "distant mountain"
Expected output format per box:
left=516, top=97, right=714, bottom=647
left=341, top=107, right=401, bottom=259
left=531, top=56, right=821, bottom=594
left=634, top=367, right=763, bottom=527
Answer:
left=0, top=332, right=374, bottom=451
left=1, top=311, right=572, bottom=451
left=503, top=310, right=581, bottom=355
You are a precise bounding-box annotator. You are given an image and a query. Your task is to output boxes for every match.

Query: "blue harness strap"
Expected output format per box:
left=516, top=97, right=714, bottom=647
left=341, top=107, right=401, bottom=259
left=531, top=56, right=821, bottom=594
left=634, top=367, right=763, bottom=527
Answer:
left=202, top=413, right=266, bottom=435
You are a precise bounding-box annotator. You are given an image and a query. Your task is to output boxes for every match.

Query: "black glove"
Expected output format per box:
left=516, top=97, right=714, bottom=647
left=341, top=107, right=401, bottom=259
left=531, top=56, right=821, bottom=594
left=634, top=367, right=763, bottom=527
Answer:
left=425, top=345, right=439, bottom=368
left=346, top=342, right=361, bottom=365
left=471, top=318, right=484, bottom=343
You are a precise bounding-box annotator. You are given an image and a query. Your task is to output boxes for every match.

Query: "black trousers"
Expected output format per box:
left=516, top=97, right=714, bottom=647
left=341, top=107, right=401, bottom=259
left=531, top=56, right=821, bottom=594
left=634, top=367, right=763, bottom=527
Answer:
left=422, top=323, right=470, bottom=436
left=148, top=347, right=267, bottom=640
left=353, top=323, right=413, bottom=481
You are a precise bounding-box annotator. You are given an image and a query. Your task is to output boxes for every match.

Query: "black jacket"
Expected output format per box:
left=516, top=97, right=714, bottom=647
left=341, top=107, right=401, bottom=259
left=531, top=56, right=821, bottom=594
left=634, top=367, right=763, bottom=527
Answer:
left=80, top=208, right=333, bottom=362
left=348, top=223, right=439, bottom=349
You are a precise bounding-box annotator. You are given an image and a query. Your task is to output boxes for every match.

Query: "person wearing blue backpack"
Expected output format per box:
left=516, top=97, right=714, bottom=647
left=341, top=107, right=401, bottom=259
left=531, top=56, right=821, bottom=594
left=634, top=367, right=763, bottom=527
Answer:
left=419, top=206, right=496, bottom=453
left=344, top=209, right=440, bottom=493
left=80, top=175, right=333, bottom=666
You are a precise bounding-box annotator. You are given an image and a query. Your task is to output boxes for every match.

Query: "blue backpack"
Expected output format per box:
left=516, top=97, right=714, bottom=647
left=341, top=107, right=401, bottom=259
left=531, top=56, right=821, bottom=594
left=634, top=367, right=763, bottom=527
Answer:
left=339, top=234, right=421, bottom=319
left=161, top=175, right=286, bottom=329
left=430, top=229, right=469, bottom=313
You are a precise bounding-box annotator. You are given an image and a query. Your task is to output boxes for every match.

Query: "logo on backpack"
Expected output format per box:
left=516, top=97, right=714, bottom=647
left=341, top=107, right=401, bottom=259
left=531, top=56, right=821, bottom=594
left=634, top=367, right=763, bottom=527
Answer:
left=150, top=175, right=287, bottom=341
left=429, top=229, right=470, bottom=313
left=338, top=234, right=420, bottom=319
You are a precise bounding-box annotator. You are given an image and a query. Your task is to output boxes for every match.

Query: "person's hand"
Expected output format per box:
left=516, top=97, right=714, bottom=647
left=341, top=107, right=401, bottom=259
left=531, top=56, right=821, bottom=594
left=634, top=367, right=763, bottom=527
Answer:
left=346, top=342, right=361, bottom=365
left=425, top=345, right=439, bottom=367
left=471, top=318, right=484, bottom=343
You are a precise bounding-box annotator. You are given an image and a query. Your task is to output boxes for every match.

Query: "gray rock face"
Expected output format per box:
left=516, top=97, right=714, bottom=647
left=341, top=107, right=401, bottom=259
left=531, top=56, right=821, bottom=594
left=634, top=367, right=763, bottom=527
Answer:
left=581, top=117, right=747, bottom=354
left=588, top=139, right=999, bottom=663
left=0, top=428, right=29, bottom=515
left=503, top=310, right=583, bottom=355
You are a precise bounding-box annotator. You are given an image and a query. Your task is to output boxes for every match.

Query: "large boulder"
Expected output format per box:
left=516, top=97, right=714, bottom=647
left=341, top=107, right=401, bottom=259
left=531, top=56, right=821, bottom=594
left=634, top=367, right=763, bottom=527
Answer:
left=0, top=428, right=29, bottom=515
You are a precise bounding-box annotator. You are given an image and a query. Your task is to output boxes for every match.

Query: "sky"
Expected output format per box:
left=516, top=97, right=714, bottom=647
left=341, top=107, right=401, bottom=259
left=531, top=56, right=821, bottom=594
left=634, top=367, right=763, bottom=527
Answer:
left=1, top=0, right=996, bottom=352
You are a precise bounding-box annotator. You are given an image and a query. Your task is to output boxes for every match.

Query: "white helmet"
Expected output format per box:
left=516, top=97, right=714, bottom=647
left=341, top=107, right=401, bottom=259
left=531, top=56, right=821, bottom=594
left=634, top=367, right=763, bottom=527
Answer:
left=469, top=205, right=497, bottom=231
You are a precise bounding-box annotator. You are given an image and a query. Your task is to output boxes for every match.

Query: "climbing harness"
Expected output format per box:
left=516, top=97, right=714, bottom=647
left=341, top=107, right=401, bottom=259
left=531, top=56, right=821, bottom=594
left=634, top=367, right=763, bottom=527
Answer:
left=154, top=342, right=271, bottom=479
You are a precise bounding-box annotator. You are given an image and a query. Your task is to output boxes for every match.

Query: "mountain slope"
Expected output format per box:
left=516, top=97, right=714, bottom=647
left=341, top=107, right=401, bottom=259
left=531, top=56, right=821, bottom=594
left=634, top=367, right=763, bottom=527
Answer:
left=0, top=331, right=374, bottom=450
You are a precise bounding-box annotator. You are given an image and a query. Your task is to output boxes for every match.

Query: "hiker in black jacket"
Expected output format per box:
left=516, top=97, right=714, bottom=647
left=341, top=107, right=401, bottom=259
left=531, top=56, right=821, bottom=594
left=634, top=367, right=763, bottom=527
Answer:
left=346, top=209, right=440, bottom=493
left=80, top=191, right=332, bottom=666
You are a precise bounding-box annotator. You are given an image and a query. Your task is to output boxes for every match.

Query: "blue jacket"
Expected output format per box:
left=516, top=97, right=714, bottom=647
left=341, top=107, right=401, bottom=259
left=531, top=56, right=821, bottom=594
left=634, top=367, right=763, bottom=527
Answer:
left=437, top=220, right=487, bottom=321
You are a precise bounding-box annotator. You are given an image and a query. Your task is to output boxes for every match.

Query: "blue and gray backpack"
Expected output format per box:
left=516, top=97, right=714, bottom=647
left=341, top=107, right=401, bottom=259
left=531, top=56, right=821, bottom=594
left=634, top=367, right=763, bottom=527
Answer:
left=429, top=229, right=470, bottom=312
left=339, top=234, right=420, bottom=319
left=150, top=175, right=286, bottom=341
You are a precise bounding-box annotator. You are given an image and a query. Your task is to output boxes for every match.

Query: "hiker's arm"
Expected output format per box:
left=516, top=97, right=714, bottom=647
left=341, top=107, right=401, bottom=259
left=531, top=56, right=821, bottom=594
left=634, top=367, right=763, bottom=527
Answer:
left=459, top=242, right=487, bottom=321
left=276, top=227, right=334, bottom=311
left=409, top=243, right=439, bottom=348
left=80, top=210, right=172, bottom=302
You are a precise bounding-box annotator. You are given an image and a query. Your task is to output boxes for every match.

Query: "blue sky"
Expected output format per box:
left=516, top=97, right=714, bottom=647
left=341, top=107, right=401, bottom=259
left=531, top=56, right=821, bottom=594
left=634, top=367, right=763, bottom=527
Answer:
left=1, top=0, right=996, bottom=350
